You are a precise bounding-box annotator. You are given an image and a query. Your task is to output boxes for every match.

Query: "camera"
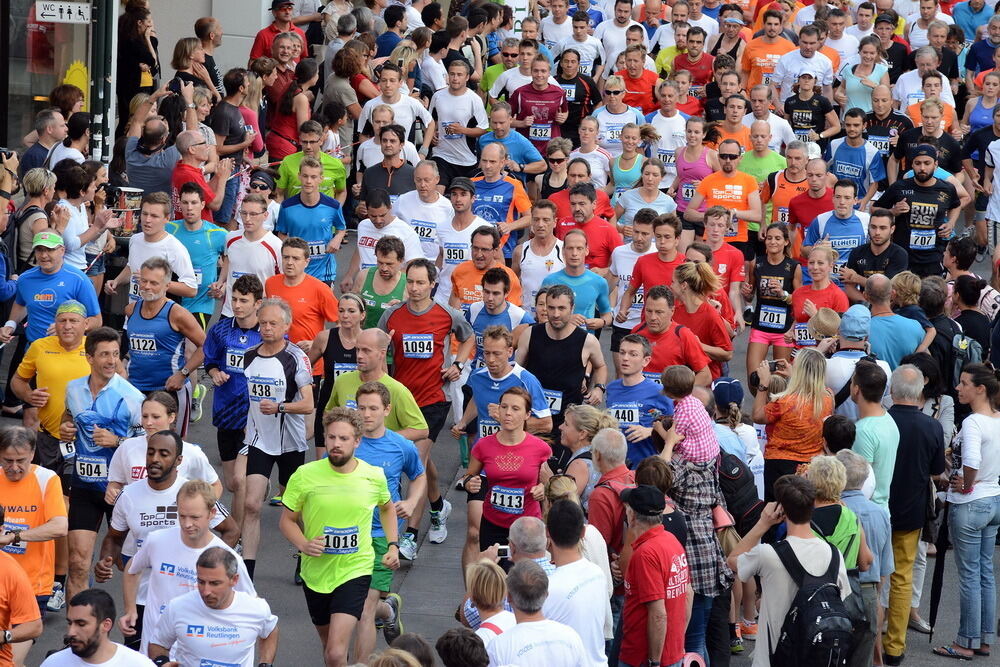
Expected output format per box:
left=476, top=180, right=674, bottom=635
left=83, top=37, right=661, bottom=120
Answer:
left=0, top=148, right=14, bottom=161
left=768, top=360, right=779, bottom=373
left=495, top=545, right=510, bottom=559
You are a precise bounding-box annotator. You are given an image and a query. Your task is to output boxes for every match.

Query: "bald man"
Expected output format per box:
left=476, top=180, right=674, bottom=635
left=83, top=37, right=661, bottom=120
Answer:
left=471, top=142, right=533, bottom=260
left=862, top=84, right=914, bottom=198
left=866, top=274, right=925, bottom=368
left=738, top=120, right=787, bottom=186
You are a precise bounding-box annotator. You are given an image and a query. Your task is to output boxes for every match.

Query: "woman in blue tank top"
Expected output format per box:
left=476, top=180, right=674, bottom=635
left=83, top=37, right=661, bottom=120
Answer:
left=963, top=70, right=1000, bottom=136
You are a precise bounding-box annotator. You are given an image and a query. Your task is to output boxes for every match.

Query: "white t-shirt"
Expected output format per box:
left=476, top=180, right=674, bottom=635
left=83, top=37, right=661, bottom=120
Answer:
left=355, top=217, right=427, bottom=271
left=359, top=94, right=433, bottom=137
left=542, top=15, right=575, bottom=51
left=824, top=34, right=861, bottom=68
left=543, top=558, right=609, bottom=666
left=58, top=199, right=90, bottom=271
left=688, top=14, right=720, bottom=36
left=733, top=422, right=766, bottom=500
left=393, top=191, right=455, bottom=260
left=742, top=112, right=798, bottom=153
left=554, top=36, right=607, bottom=78
left=474, top=609, right=516, bottom=647
left=429, top=88, right=489, bottom=166
left=772, top=50, right=835, bottom=102
left=355, top=138, right=421, bottom=170
left=435, top=218, right=485, bottom=307
left=892, top=68, right=957, bottom=109
left=220, top=230, right=282, bottom=317
left=489, top=68, right=560, bottom=100
left=234, top=200, right=279, bottom=232
left=947, top=412, right=1000, bottom=504
left=149, top=590, right=277, bottom=667
left=109, top=436, right=218, bottom=488
left=422, top=54, right=447, bottom=92
left=906, top=12, right=955, bottom=50
left=845, top=24, right=874, bottom=41
left=825, top=352, right=893, bottom=421
left=570, top=146, right=613, bottom=187
left=593, top=19, right=649, bottom=59
left=41, top=644, right=156, bottom=666
left=651, top=22, right=677, bottom=51
left=126, top=233, right=198, bottom=303
left=648, top=110, right=687, bottom=181
left=128, top=526, right=255, bottom=654
left=579, top=523, right=614, bottom=639
left=49, top=143, right=86, bottom=166
left=405, top=4, right=424, bottom=28
left=487, top=618, right=589, bottom=667
left=737, top=536, right=851, bottom=667
left=610, top=243, right=657, bottom=330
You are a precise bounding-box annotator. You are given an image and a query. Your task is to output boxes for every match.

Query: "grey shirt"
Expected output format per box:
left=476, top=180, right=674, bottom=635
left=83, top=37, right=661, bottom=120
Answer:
left=124, top=137, right=180, bottom=196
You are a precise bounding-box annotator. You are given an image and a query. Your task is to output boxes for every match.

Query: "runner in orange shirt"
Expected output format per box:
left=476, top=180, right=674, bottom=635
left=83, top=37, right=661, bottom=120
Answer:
left=449, top=225, right=523, bottom=308
left=0, top=548, right=42, bottom=667
left=741, top=9, right=796, bottom=90
left=707, top=95, right=754, bottom=152
left=760, top=140, right=810, bottom=230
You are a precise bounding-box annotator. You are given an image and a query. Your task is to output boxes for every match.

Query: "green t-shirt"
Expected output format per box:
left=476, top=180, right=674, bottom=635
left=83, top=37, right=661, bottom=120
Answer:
left=738, top=151, right=787, bottom=230
left=283, top=457, right=391, bottom=592
left=481, top=63, right=505, bottom=108
left=327, top=371, right=429, bottom=433
left=276, top=151, right=347, bottom=199
left=852, top=411, right=900, bottom=509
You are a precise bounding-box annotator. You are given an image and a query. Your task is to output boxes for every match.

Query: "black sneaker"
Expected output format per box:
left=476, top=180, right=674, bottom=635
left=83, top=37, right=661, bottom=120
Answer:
left=293, top=553, right=303, bottom=586
left=382, top=593, right=404, bottom=643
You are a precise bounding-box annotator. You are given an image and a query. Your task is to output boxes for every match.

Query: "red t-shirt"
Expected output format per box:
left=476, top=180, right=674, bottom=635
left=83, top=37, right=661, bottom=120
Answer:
left=672, top=299, right=733, bottom=379
left=710, top=243, right=747, bottom=292
left=629, top=252, right=685, bottom=295
left=788, top=188, right=834, bottom=263
left=673, top=52, right=715, bottom=88
left=471, top=433, right=552, bottom=528
left=171, top=163, right=215, bottom=222
left=249, top=23, right=308, bottom=63
left=619, top=69, right=660, bottom=115
left=632, top=322, right=711, bottom=376
left=621, top=525, right=690, bottom=667
left=550, top=190, right=616, bottom=239
left=790, top=282, right=850, bottom=347
left=385, top=302, right=470, bottom=407
left=676, top=96, right=704, bottom=116
left=580, top=217, right=623, bottom=269
left=508, top=83, right=568, bottom=151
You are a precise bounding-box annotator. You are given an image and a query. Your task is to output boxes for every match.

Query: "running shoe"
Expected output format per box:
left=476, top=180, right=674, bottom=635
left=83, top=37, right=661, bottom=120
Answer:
left=398, top=532, right=418, bottom=561
left=739, top=618, right=758, bottom=640
left=47, top=583, right=65, bottom=611
left=428, top=499, right=452, bottom=544
left=382, top=593, right=404, bottom=643
left=190, top=383, right=207, bottom=423
left=269, top=495, right=283, bottom=506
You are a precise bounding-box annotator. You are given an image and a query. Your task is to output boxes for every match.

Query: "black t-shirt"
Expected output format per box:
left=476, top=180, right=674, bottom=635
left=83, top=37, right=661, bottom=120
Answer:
left=784, top=93, right=834, bottom=139
left=956, top=309, right=993, bottom=359
left=555, top=73, right=599, bottom=130
left=893, top=128, right=963, bottom=175
left=886, top=41, right=910, bottom=83
left=704, top=97, right=727, bottom=123
left=203, top=53, right=225, bottom=98
left=886, top=404, right=946, bottom=531
left=961, top=125, right=1000, bottom=179
left=879, top=177, right=960, bottom=264
left=907, top=47, right=959, bottom=82
left=846, top=242, right=910, bottom=279
left=865, top=110, right=915, bottom=191
left=208, top=101, right=246, bottom=169
left=661, top=508, right=688, bottom=548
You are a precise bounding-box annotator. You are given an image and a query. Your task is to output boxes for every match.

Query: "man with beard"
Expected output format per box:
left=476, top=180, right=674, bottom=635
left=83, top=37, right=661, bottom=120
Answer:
left=842, top=209, right=910, bottom=303
left=150, top=548, right=278, bottom=667
left=41, top=589, right=148, bottom=666
left=878, top=144, right=962, bottom=277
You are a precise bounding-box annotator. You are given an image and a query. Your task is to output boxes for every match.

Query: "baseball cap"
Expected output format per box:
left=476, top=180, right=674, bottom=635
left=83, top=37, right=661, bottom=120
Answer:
left=33, top=231, right=64, bottom=249
left=56, top=300, right=87, bottom=317
left=912, top=144, right=938, bottom=160
left=448, top=177, right=476, bottom=195
left=875, top=13, right=896, bottom=26
left=839, top=304, right=871, bottom=341
left=798, top=71, right=816, bottom=78
left=712, top=377, right=744, bottom=409
left=620, top=485, right=666, bottom=517
left=270, top=0, right=294, bottom=9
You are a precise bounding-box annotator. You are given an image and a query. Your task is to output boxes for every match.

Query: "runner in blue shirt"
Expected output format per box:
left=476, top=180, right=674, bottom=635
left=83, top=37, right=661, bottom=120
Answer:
left=463, top=267, right=535, bottom=369
left=471, top=142, right=534, bottom=259
left=605, top=334, right=674, bottom=467
left=167, top=183, right=228, bottom=328
left=274, top=157, right=347, bottom=284
left=0, top=231, right=101, bottom=345
left=825, top=109, right=886, bottom=211
left=802, top=180, right=870, bottom=285
left=540, top=230, right=613, bottom=331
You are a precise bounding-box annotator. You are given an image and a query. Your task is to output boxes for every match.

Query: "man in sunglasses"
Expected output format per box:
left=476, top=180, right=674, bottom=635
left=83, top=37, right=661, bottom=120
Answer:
left=170, top=130, right=234, bottom=224
left=480, top=37, right=520, bottom=101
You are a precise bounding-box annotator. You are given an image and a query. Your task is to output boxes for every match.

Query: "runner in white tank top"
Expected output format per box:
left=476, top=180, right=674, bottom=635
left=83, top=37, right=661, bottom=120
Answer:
left=517, top=238, right=565, bottom=313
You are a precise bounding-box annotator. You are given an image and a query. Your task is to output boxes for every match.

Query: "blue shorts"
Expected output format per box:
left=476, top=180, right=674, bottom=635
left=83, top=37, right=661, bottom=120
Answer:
left=85, top=252, right=106, bottom=276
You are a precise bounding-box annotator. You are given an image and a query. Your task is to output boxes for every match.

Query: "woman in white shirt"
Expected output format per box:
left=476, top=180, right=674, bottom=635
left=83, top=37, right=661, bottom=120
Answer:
left=466, top=559, right=516, bottom=646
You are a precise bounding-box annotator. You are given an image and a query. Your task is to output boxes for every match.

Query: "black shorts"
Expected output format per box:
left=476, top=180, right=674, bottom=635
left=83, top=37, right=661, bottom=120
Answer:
left=610, top=325, right=631, bottom=353
left=976, top=192, right=989, bottom=212
left=217, top=428, right=245, bottom=463
left=682, top=218, right=705, bottom=237
left=478, top=516, right=510, bottom=552
left=730, top=240, right=756, bottom=262
left=303, top=575, right=372, bottom=624
left=192, top=312, right=211, bottom=330
left=908, top=258, right=944, bottom=278
left=67, top=486, right=114, bottom=532
left=34, top=430, right=72, bottom=491
left=432, top=157, right=477, bottom=189
left=420, top=400, right=451, bottom=442
left=245, top=447, right=305, bottom=487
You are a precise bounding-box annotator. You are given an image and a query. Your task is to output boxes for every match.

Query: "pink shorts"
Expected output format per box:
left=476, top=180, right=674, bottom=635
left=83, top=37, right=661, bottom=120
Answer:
left=749, top=328, right=794, bottom=348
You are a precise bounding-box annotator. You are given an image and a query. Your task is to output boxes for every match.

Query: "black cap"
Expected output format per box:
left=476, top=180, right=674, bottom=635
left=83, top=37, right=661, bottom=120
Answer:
left=875, top=13, right=896, bottom=26
left=249, top=169, right=276, bottom=190
left=271, top=0, right=294, bottom=10
left=447, top=177, right=476, bottom=194
left=620, top=485, right=666, bottom=517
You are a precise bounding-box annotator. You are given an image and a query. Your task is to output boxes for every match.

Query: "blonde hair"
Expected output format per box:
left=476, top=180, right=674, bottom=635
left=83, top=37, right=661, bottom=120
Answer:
left=773, top=347, right=829, bottom=417
left=890, top=270, right=922, bottom=307
left=563, top=404, right=618, bottom=442
left=809, top=245, right=840, bottom=267
left=192, top=87, right=212, bottom=108
left=674, top=261, right=721, bottom=297
left=171, top=37, right=201, bottom=70
left=129, top=92, right=150, bottom=117
left=388, top=40, right=419, bottom=73
left=605, top=74, right=626, bottom=92
left=367, top=649, right=421, bottom=667
left=177, top=479, right=217, bottom=511
left=243, top=74, right=264, bottom=117
left=920, top=97, right=944, bottom=116
left=465, top=559, right=507, bottom=610
left=545, top=474, right=581, bottom=505
left=806, top=455, right=847, bottom=502
left=767, top=373, right=788, bottom=400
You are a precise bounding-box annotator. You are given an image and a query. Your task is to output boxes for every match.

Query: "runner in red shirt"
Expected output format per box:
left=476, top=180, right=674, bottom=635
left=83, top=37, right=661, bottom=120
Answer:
left=551, top=159, right=616, bottom=238
left=509, top=55, right=569, bottom=153
left=788, top=246, right=849, bottom=348
left=685, top=241, right=738, bottom=333
left=703, top=206, right=747, bottom=325
left=672, top=26, right=715, bottom=98
left=170, top=131, right=234, bottom=223
left=619, top=45, right=659, bottom=114
left=631, top=285, right=711, bottom=386
left=671, top=261, right=734, bottom=379
left=618, top=214, right=684, bottom=323
left=568, top=182, right=622, bottom=273
left=787, top=159, right=835, bottom=264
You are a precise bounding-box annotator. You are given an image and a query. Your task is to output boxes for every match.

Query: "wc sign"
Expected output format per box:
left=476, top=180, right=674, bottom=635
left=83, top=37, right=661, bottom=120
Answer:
left=35, top=1, right=91, bottom=24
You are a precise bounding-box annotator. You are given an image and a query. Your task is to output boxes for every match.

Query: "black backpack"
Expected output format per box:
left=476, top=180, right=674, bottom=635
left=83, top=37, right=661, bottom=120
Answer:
left=770, top=540, right=854, bottom=667
left=716, top=452, right=763, bottom=536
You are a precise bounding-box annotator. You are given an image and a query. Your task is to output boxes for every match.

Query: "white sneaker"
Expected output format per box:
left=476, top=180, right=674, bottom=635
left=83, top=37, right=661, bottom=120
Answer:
left=428, top=499, right=452, bottom=544
left=47, top=583, right=66, bottom=611
left=398, top=532, right=418, bottom=561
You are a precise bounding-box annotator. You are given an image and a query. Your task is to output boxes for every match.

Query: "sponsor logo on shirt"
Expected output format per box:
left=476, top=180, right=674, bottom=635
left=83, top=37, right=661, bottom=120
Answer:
left=2, top=504, right=39, bottom=513
left=160, top=562, right=177, bottom=575
left=186, top=623, right=241, bottom=640
left=33, top=292, right=55, bottom=302
left=138, top=505, right=179, bottom=528
left=186, top=625, right=205, bottom=637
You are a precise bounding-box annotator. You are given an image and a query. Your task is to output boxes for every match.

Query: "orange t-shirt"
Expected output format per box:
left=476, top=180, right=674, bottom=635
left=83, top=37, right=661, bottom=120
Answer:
left=696, top=171, right=760, bottom=243
left=906, top=101, right=957, bottom=133
left=450, top=261, right=523, bottom=307
left=741, top=36, right=796, bottom=90
left=265, top=274, right=339, bottom=375
left=0, top=552, right=41, bottom=664
left=820, top=46, right=841, bottom=78
left=708, top=125, right=753, bottom=153
left=760, top=169, right=809, bottom=226
left=764, top=393, right=834, bottom=462
left=0, top=465, right=65, bottom=596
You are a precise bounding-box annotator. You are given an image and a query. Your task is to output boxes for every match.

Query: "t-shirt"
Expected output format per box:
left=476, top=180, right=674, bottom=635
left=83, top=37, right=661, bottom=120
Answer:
left=802, top=211, right=870, bottom=282
left=869, top=314, right=925, bottom=369
left=541, top=269, right=612, bottom=322
left=852, top=411, right=900, bottom=509
left=738, top=151, right=787, bottom=188
left=41, top=644, right=155, bottom=666
left=737, top=537, right=850, bottom=667
left=632, top=322, right=711, bottom=379
left=149, top=590, right=277, bottom=667
left=784, top=94, right=834, bottom=142
left=579, top=218, right=623, bottom=269
left=790, top=284, right=849, bottom=346
left=15, top=265, right=100, bottom=342
left=166, top=220, right=228, bottom=315
left=125, top=137, right=181, bottom=196
left=772, top=51, right=835, bottom=103
left=392, top=191, right=454, bottom=261
left=671, top=299, right=733, bottom=379
left=356, top=430, right=424, bottom=537
left=0, top=465, right=65, bottom=595
left=471, top=176, right=532, bottom=258
left=763, top=393, right=833, bottom=462
left=487, top=618, right=589, bottom=667
left=220, top=230, right=281, bottom=318
left=16, top=336, right=89, bottom=437
left=472, top=433, right=552, bottom=528
left=326, top=372, right=428, bottom=434
left=265, top=275, right=339, bottom=352
left=629, top=253, right=685, bottom=299
left=741, top=36, right=796, bottom=89
left=355, top=217, right=426, bottom=271
left=171, top=163, right=216, bottom=222
left=125, top=233, right=199, bottom=304
left=606, top=378, right=674, bottom=466
left=208, top=100, right=247, bottom=170
left=465, top=302, right=535, bottom=369
left=243, top=342, right=313, bottom=455
left=827, top=139, right=888, bottom=198
left=610, top=243, right=657, bottom=330
left=466, top=364, right=552, bottom=437
left=108, top=437, right=218, bottom=490
left=710, top=243, right=747, bottom=292
left=543, top=558, right=609, bottom=667
left=275, top=152, right=347, bottom=199
left=673, top=52, right=715, bottom=91
left=509, top=83, right=569, bottom=151
left=474, top=609, right=517, bottom=646
left=274, top=194, right=347, bottom=283
left=845, top=243, right=910, bottom=281
left=0, top=551, right=41, bottom=664
left=696, top=171, right=759, bottom=243
left=358, top=94, right=432, bottom=138
left=429, top=88, right=489, bottom=166
left=282, top=457, right=390, bottom=593
left=879, top=177, right=961, bottom=266
left=620, top=69, right=660, bottom=115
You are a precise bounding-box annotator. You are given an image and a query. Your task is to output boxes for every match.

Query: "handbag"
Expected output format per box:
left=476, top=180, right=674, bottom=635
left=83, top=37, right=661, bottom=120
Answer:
left=713, top=505, right=741, bottom=556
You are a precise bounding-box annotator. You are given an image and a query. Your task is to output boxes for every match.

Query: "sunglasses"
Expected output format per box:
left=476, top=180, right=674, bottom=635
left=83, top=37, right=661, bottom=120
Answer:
left=719, top=153, right=740, bottom=160
left=548, top=157, right=567, bottom=164
left=249, top=182, right=271, bottom=190
left=605, top=89, right=624, bottom=95
left=502, top=52, right=519, bottom=58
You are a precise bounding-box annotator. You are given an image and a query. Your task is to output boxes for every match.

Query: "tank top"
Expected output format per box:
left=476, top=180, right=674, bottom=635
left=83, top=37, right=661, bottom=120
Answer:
left=540, top=170, right=568, bottom=200
left=518, top=239, right=565, bottom=311
left=611, top=153, right=643, bottom=199
left=126, top=300, right=186, bottom=391
left=524, top=323, right=587, bottom=412
left=751, top=256, right=798, bottom=334
left=317, top=328, right=358, bottom=415
left=709, top=36, right=741, bottom=61
left=675, top=147, right=712, bottom=213
left=970, top=97, right=996, bottom=134
left=360, top=269, right=407, bottom=329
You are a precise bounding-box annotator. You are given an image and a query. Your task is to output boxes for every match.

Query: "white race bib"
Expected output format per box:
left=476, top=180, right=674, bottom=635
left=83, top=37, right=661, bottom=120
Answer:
left=479, top=418, right=500, bottom=440
left=225, top=348, right=245, bottom=371
left=909, top=228, right=936, bottom=250
left=794, top=322, right=815, bottom=346
left=529, top=124, right=552, bottom=140
left=322, top=526, right=359, bottom=554
left=75, top=456, right=108, bottom=482
left=543, top=389, right=563, bottom=414
left=129, top=335, right=157, bottom=352
left=489, top=485, right=526, bottom=514
left=248, top=377, right=279, bottom=401
left=402, top=334, right=434, bottom=359
left=757, top=304, right=787, bottom=330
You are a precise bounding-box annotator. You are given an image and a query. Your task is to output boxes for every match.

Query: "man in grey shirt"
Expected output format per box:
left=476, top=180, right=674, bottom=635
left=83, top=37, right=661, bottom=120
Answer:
left=124, top=84, right=197, bottom=196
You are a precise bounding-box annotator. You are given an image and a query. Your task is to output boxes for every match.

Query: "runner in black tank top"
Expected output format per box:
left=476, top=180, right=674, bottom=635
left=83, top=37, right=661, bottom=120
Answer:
left=540, top=170, right=568, bottom=200
left=751, top=255, right=798, bottom=333
left=313, top=328, right=357, bottom=447
left=523, top=322, right=587, bottom=459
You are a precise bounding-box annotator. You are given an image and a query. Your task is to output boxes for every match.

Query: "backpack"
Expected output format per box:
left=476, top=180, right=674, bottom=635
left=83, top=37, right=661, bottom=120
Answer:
left=833, top=352, right=878, bottom=408
left=951, top=328, right=984, bottom=386
left=770, top=540, right=854, bottom=667
left=716, top=452, right=764, bottom=536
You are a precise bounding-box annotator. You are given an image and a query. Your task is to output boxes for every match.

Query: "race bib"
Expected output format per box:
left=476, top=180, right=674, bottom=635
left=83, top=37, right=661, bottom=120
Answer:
left=59, top=440, right=76, bottom=459
left=610, top=405, right=639, bottom=424
left=529, top=124, right=552, bottom=140
left=129, top=276, right=140, bottom=301
left=1, top=520, right=28, bottom=555
left=225, top=348, right=245, bottom=372
left=794, top=128, right=811, bottom=139
left=543, top=389, right=563, bottom=414
left=322, top=526, right=359, bottom=554
left=605, top=126, right=623, bottom=143
left=479, top=418, right=500, bottom=440
left=248, top=377, right=279, bottom=401
left=444, top=243, right=468, bottom=265
left=411, top=219, right=437, bottom=240
left=193, top=268, right=203, bottom=286
left=762, top=72, right=773, bottom=85
left=402, top=334, right=434, bottom=359
left=776, top=207, right=790, bottom=224
left=561, top=83, right=577, bottom=101
left=489, top=485, right=525, bottom=514
left=681, top=183, right=695, bottom=201
left=308, top=241, right=326, bottom=257
left=631, top=288, right=645, bottom=308
left=129, top=335, right=157, bottom=352
left=758, top=304, right=787, bottom=330
left=199, top=659, right=240, bottom=667
left=643, top=371, right=662, bottom=385
left=75, top=455, right=108, bottom=482
left=869, top=136, right=890, bottom=156
left=658, top=149, right=676, bottom=164
left=333, top=362, right=357, bottom=379
left=794, top=322, right=815, bottom=346
left=909, top=228, right=936, bottom=250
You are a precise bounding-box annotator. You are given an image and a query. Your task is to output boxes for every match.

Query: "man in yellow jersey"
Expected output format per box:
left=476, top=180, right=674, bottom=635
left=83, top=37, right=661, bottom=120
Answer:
left=279, top=407, right=400, bottom=667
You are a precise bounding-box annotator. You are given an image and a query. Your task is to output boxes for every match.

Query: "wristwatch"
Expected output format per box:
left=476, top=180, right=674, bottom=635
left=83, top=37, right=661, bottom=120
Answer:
left=593, top=383, right=606, bottom=393
left=186, top=102, right=196, bottom=110
left=180, top=368, right=191, bottom=377
left=386, top=540, right=400, bottom=548
left=0, top=630, right=12, bottom=645
left=277, top=403, right=286, bottom=414
left=452, top=361, right=464, bottom=371
left=258, top=663, right=274, bottom=667
left=8, top=530, right=21, bottom=546
left=152, top=657, right=170, bottom=667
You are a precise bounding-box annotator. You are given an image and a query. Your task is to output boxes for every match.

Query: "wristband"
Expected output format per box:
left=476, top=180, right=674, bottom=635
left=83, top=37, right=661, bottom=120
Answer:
left=3, top=320, right=15, bottom=330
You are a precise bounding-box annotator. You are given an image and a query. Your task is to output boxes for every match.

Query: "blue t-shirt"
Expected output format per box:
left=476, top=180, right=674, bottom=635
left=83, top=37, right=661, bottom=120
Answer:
left=166, top=220, right=227, bottom=315
left=826, top=139, right=886, bottom=198
left=540, top=269, right=612, bottom=325
left=376, top=31, right=403, bottom=58
left=275, top=193, right=347, bottom=282
left=464, top=301, right=535, bottom=369
left=466, top=364, right=552, bottom=441
left=870, top=314, right=925, bottom=369
left=470, top=176, right=530, bottom=258
left=802, top=210, right=869, bottom=284
left=356, top=430, right=425, bottom=536
left=478, top=132, right=543, bottom=194
left=606, top=378, right=674, bottom=467
left=15, top=265, right=101, bottom=342
left=18, top=142, right=50, bottom=178
left=203, top=317, right=262, bottom=430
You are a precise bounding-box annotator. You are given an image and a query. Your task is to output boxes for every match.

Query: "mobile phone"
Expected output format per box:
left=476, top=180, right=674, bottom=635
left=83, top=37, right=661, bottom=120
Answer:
left=496, top=545, right=511, bottom=559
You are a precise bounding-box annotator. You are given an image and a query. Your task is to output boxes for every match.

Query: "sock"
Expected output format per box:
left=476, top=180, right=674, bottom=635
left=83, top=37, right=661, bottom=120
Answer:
left=729, top=623, right=738, bottom=639
left=406, top=527, right=419, bottom=539
left=55, top=574, right=66, bottom=586
left=245, top=559, right=255, bottom=579
left=379, top=599, right=395, bottom=623
left=429, top=496, right=444, bottom=512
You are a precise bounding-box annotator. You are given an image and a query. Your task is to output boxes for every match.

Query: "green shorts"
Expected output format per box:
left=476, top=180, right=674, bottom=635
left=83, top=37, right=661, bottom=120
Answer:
left=370, top=536, right=394, bottom=592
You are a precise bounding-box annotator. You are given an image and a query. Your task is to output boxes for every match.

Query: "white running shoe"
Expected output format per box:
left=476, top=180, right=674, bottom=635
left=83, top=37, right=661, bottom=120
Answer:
left=47, top=583, right=66, bottom=611
left=428, top=499, right=452, bottom=544
left=398, top=532, right=418, bottom=561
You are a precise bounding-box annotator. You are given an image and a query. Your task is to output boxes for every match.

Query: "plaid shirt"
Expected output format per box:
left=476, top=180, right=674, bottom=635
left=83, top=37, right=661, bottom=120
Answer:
left=673, top=395, right=721, bottom=463
left=670, top=458, right=734, bottom=596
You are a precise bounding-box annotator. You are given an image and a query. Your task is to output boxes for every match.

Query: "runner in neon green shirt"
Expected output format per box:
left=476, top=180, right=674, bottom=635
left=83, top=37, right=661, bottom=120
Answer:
left=275, top=122, right=347, bottom=201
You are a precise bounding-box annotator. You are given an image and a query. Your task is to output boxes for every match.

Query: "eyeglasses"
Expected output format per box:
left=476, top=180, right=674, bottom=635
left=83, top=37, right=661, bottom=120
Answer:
left=240, top=210, right=265, bottom=217
left=719, top=153, right=740, bottom=160
left=249, top=182, right=270, bottom=190
left=191, top=141, right=207, bottom=147
left=548, top=157, right=567, bottom=164
left=605, top=89, right=624, bottom=95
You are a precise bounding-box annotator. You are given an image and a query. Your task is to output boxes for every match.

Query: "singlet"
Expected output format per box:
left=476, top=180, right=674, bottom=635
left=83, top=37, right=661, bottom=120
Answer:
left=611, top=153, right=643, bottom=199
left=524, top=324, right=587, bottom=418
left=709, top=36, right=741, bottom=61
left=317, top=329, right=358, bottom=417
left=540, top=171, right=568, bottom=200
left=518, top=239, right=565, bottom=312
left=126, top=300, right=186, bottom=392
left=360, top=269, right=406, bottom=330
left=675, top=147, right=713, bottom=213
left=969, top=97, right=997, bottom=135
left=752, top=256, right=798, bottom=334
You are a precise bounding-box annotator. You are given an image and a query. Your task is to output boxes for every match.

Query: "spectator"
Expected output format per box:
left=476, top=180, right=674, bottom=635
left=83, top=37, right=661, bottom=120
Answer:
left=171, top=131, right=234, bottom=223
left=851, top=360, right=900, bottom=508
left=20, top=110, right=68, bottom=177
left=250, top=0, right=307, bottom=63
left=194, top=16, right=225, bottom=97
left=866, top=273, right=925, bottom=368
left=464, top=559, right=514, bottom=645
left=49, top=113, right=92, bottom=166
left=919, top=275, right=963, bottom=400
left=209, top=67, right=257, bottom=225
left=804, top=456, right=870, bottom=574
left=377, top=5, right=408, bottom=57
left=115, top=4, right=159, bottom=136
left=435, top=627, right=489, bottom=667
left=389, top=634, right=435, bottom=667
left=953, top=275, right=993, bottom=360
left=821, top=305, right=894, bottom=420
left=125, top=85, right=197, bottom=196
left=266, top=59, right=319, bottom=161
